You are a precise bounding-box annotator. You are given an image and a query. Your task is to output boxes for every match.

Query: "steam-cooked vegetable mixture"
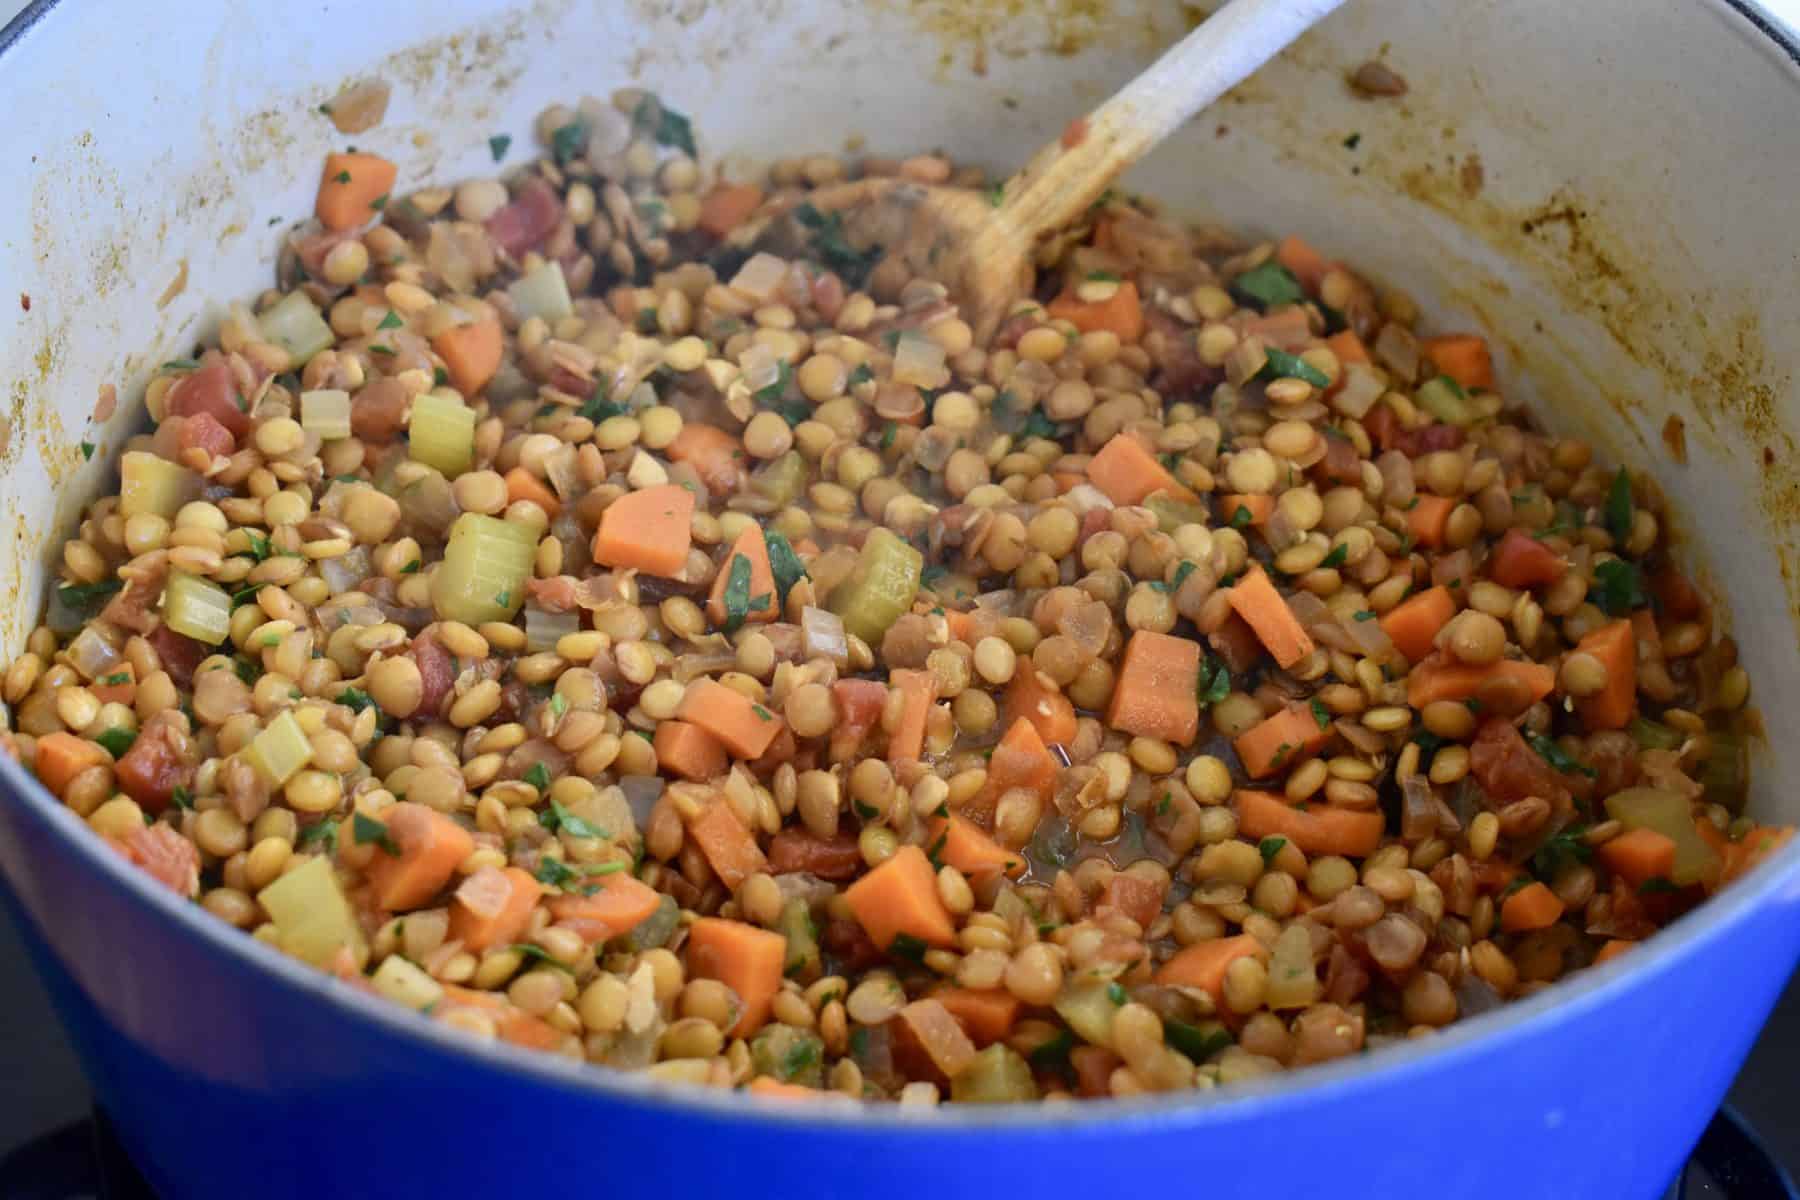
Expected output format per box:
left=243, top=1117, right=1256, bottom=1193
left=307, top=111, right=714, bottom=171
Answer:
left=9, top=89, right=1792, bottom=1104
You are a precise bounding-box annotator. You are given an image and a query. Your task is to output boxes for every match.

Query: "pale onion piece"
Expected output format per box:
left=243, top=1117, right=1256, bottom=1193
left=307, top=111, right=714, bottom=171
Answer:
left=318, top=545, right=371, bottom=595
left=65, top=626, right=122, bottom=681
left=874, top=382, right=926, bottom=422
left=324, top=78, right=391, bottom=134
left=738, top=341, right=782, bottom=394
left=1065, top=484, right=1115, bottom=514
left=1401, top=773, right=1439, bottom=841
left=801, top=605, right=848, bottom=663
left=543, top=443, right=581, bottom=500
left=525, top=606, right=580, bottom=653
left=728, top=252, right=790, bottom=302
left=454, top=866, right=513, bottom=921
left=626, top=450, right=668, bottom=489
left=369, top=955, right=443, bottom=1011
left=891, top=332, right=949, bottom=389
left=1266, top=924, right=1320, bottom=1010
left=619, top=775, right=666, bottom=828
left=1330, top=362, right=1387, bottom=419
left=300, top=389, right=352, bottom=441
left=508, top=260, right=574, bottom=324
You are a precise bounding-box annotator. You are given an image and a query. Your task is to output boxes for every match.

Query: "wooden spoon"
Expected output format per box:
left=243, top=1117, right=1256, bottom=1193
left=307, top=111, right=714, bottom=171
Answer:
left=787, top=0, right=1349, bottom=339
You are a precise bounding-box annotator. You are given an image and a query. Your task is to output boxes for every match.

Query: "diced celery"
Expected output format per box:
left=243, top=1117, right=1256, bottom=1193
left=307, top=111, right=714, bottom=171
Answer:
left=1627, top=716, right=1684, bottom=752
left=369, top=955, right=444, bottom=1011
left=750, top=1026, right=826, bottom=1088
left=244, top=709, right=313, bottom=789
left=827, top=526, right=922, bottom=646
left=119, top=451, right=199, bottom=519
left=258, top=291, right=334, bottom=364
left=1146, top=493, right=1210, bottom=534
left=749, top=451, right=807, bottom=508
left=951, top=1044, right=1038, bottom=1103
left=430, top=512, right=535, bottom=624
left=1700, top=728, right=1749, bottom=814
left=161, top=571, right=231, bottom=645
left=408, top=393, right=476, bottom=478
left=300, top=388, right=352, bottom=440
left=1264, top=924, right=1320, bottom=1010
left=1415, top=376, right=1477, bottom=426
left=777, top=897, right=820, bottom=982
left=1604, top=786, right=1719, bottom=885
left=257, top=854, right=367, bottom=969
left=507, top=260, right=574, bottom=324
left=1051, top=978, right=1117, bottom=1048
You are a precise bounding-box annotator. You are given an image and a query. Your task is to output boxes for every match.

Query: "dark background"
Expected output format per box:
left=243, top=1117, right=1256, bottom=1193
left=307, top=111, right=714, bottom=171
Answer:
left=0, top=902, right=1793, bottom=1182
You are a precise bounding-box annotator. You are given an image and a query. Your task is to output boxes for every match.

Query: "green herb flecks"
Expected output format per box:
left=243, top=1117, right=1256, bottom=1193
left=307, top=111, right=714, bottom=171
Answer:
left=721, top=552, right=772, bottom=633
left=352, top=812, right=402, bottom=856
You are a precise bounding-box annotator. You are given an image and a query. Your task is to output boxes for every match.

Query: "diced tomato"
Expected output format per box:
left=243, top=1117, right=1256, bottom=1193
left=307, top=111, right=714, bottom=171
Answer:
left=113, top=721, right=192, bottom=815
left=828, top=679, right=887, bottom=762
left=767, top=830, right=862, bottom=880
left=177, top=410, right=236, bottom=460
left=116, top=824, right=200, bottom=897
left=1097, top=873, right=1165, bottom=927
left=485, top=178, right=563, bottom=257
left=350, top=378, right=409, bottom=443
left=167, top=361, right=250, bottom=438
left=1394, top=423, right=1466, bottom=457
left=1488, top=528, right=1568, bottom=589
left=413, top=632, right=454, bottom=719
left=1469, top=717, right=1571, bottom=807
left=147, top=623, right=208, bottom=689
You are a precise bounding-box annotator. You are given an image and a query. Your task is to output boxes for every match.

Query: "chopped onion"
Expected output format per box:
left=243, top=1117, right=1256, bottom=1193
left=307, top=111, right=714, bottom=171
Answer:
left=1340, top=608, right=1396, bottom=660
left=300, top=389, right=352, bottom=441
left=507, top=260, right=574, bottom=324
left=1455, top=974, right=1504, bottom=1017
left=1373, top=321, right=1420, bottom=383
left=891, top=332, right=949, bottom=389
left=543, top=443, right=581, bottom=500
left=1431, top=549, right=1472, bottom=590
left=801, top=605, right=848, bottom=663
left=618, top=775, right=666, bottom=828
left=1331, top=362, right=1386, bottom=419
left=318, top=545, right=370, bottom=594
left=738, top=341, right=781, bottom=394
left=672, top=651, right=739, bottom=683
left=874, top=382, right=926, bottom=422
left=525, top=606, right=580, bottom=653
left=728, top=252, right=789, bottom=302
left=1400, top=774, right=1439, bottom=841
left=397, top=469, right=459, bottom=536
left=257, top=292, right=334, bottom=365
left=1266, top=924, right=1320, bottom=1010
left=65, top=626, right=122, bottom=681
left=1376, top=450, right=1415, bottom=508
left=1065, top=484, right=1114, bottom=514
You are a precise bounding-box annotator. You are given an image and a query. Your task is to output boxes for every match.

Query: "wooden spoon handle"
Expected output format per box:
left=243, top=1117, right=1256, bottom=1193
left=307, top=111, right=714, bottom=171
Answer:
left=990, top=0, right=1349, bottom=246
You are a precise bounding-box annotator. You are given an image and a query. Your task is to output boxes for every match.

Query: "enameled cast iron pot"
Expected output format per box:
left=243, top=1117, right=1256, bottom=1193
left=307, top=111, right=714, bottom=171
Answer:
left=2, top=1, right=1799, bottom=1196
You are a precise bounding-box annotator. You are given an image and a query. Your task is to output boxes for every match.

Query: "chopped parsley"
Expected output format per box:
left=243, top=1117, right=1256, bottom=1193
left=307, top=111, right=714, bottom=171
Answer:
left=1197, top=655, right=1231, bottom=706
left=377, top=309, right=403, bottom=331
left=888, top=932, right=929, bottom=965
left=1156, top=793, right=1172, bottom=817
left=335, top=687, right=376, bottom=714
left=1590, top=557, right=1648, bottom=617
left=400, top=559, right=421, bottom=574
left=633, top=97, right=697, bottom=158
left=56, top=578, right=122, bottom=608
left=1229, top=504, right=1253, bottom=529
left=1603, top=466, right=1633, bottom=545
left=488, top=133, right=512, bottom=162
left=170, top=785, right=194, bottom=812
left=579, top=387, right=629, bottom=425
left=1310, top=697, right=1332, bottom=729
left=1106, top=981, right=1129, bottom=1006
left=791, top=203, right=881, bottom=288
left=1028, top=1029, right=1077, bottom=1079
left=1638, top=876, right=1681, bottom=895
left=1230, top=261, right=1305, bottom=310
left=296, top=818, right=339, bottom=853
left=509, top=943, right=573, bottom=972
left=1260, top=347, right=1331, bottom=388
left=879, top=421, right=897, bottom=451
left=852, top=799, right=880, bottom=821
left=846, top=363, right=874, bottom=388
left=332, top=169, right=351, bottom=184
left=764, top=530, right=808, bottom=608
left=80, top=441, right=95, bottom=461
left=720, top=552, right=772, bottom=633
left=352, top=812, right=401, bottom=856
left=1319, top=542, right=1348, bottom=569
left=919, top=563, right=950, bottom=590
left=752, top=704, right=775, bottom=721
left=100, top=671, right=131, bottom=686
left=1530, top=827, right=1593, bottom=879
left=987, top=181, right=1006, bottom=208
left=1343, top=131, right=1362, bottom=150
left=1019, top=409, right=1062, bottom=441
left=1172, top=561, right=1197, bottom=590
left=1353, top=609, right=1377, bottom=622
left=1166, top=1019, right=1233, bottom=1064
left=550, top=119, right=587, bottom=165
left=1523, top=730, right=1598, bottom=778
left=1258, top=835, right=1288, bottom=865
left=94, top=728, right=136, bottom=758
left=523, top=762, right=552, bottom=792
left=162, top=358, right=200, bottom=371
left=544, top=799, right=607, bottom=840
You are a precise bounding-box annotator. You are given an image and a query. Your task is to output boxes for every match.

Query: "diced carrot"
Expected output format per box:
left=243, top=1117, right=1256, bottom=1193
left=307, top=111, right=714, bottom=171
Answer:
left=1722, top=825, right=1795, bottom=885
left=1098, top=872, right=1165, bottom=928
left=448, top=865, right=543, bottom=952
left=697, top=182, right=764, bottom=238
left=1500, top=881, right=1565, bottom=933
left=1275, top=234, right=1331, bottom=293
left=32, top=732, right=108, bottom=798
left=1002, top=668, right=1077, bottom=746
left=666, top=424, right=745, bottom=497
left=502, top=467, right=561, bottom=520
left=1471, top=859, right=1523, bottom=894
left=1107, top=629, right=1201, bottom=745
left=1087, top=431, right=1195, bottom=506
left=1651, top=565, right=1705, bottom=622
left=365, top=802, right=477, bottom=911
left=1405, top=655, right=1556, bottom=709
left=886, top=669, right=938, bottom=762
left=706, top=523, right=777, bottom=628
left=431, top=315, right=504, bottom=398
left=896, top=996, right=979, bottom=1078
left=1051, top=471, right=1086, bottom=493
left=1594, top=939, right=1637, bottom=964
left=439, top=986, right=567, bottom=1051
left=977, top=717, right=1060, bottom=809
left=928, top=813, right=1025, bottom=880
left=1379, top=585, right=1456, bottom=663
left=1234, top=789, right=1385, bottom=857
left=90, top=662, right=136, bottom=706
left=592, top=483, right=695, bottom=578
left=1226, top=565, right=1316, bottom=670
left=828, top=678, right=886, bottom=763
left=683, top=799, right=769, bottom=890
left=1571, top=618, right=1636, bottom=731
left=943, top=608, right=976, bottom=645
left=686, top=916, right=787, bottom=1035
left=1242, top=306, right=1313, bottom=351
left=766, top=829, right=862, bottom=879
left=545, top=872, right=664, bottom=943
left=1234, top=704, right=1333, bottom=779
left=1047, top=278, right=1146, bottom=342
left=1420, top=334, right=1495, bottom=391
left=1325, top=329, right=1371, bottom=366
left=932, top=987, right=1020, bottom=1046
left=1219, top=494, right=1274, bottom=527
left=747, top=1077, right=820, bottom=1100
left=1488, top=527, right=1568, bottom=589
left=315, top=151, right=398, bottom=231
left=1596, top=828, right=1677, bottom=890
left=1407, top=494, right=1456, bottom=549
left=843, top=844, right=957, bottom=950
left=1155, top=934, right=1270, bottom=999
left=654, top=719, right=729, bottom=782
left=675, top=677, right=784, bottom=759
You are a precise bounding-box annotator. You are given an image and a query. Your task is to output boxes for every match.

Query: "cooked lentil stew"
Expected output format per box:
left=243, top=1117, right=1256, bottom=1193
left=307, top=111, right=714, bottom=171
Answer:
left=8, top=89, right=1791, bottom=1104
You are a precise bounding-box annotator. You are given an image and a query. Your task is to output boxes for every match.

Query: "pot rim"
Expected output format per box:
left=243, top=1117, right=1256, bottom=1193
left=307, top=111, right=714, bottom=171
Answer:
left=1, top=0, right=1796, bottom=1135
